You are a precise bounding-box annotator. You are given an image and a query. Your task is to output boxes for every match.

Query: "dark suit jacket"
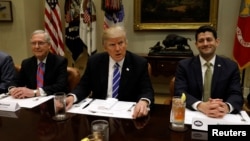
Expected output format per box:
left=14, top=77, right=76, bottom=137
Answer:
left=12, top=53, right=68, bottom=95
left=0, top=51, right=15, bottom=93
left=174, top=55, right=243, bottom=114
left=72, top=51, right=154, bottom=106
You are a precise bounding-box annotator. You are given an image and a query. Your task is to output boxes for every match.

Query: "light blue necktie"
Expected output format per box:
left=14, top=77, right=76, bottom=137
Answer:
left=112, top=63, right=120, bottom=98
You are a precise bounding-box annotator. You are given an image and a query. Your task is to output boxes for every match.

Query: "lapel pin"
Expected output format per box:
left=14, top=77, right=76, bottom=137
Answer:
left=217, top=64, right=221, bottom=67
left=126, top=68, right=129, bottom=71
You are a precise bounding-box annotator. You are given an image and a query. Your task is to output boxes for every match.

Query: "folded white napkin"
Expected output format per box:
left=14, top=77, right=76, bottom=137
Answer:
left=97, top=98, right=118, bottom=110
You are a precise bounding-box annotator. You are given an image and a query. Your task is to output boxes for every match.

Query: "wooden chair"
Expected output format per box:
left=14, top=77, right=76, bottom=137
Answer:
left=164, top=76, right=175, bottom=105
left=147, top=63, right=152, bottom=78
left=14, top=64, right=21, bottom=72
left=243, top=93, right=250, bottom=112
left=14, top=64, right=21, bottom=79
left=67, top=67, right=81, bottom=91
left=243, top=101, right=250, bottom=112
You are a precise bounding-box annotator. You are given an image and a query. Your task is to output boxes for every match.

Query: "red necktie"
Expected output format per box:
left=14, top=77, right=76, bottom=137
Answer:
left=37, top=62, right=45, bottom=88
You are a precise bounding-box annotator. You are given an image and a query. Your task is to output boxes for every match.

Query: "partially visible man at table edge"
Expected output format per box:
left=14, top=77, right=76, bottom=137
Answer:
left=9, top=30, right=68, bottom=98
left=65, top=25, right=154, bottom=119
left=0, top=51, right=16, bottom=93
left=174, top=25, right=243, bottom=118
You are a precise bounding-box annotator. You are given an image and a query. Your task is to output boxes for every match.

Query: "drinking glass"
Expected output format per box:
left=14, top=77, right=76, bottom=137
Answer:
left=53, top=92, right=66, bottom=121
left=170, top=96, right=186, bottom=131
left=91, top=120, right=109, bottom=141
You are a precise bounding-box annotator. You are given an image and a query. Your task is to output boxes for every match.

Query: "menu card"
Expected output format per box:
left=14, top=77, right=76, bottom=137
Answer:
left=68, top=98, right=136, bottom=119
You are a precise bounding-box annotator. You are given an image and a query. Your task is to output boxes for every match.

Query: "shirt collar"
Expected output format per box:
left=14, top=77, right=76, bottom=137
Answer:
left=109, top=56, right=124, bottom=67
left=37, top=57, right=47, bottom=65
left=199, top=55, right=216, bottom=66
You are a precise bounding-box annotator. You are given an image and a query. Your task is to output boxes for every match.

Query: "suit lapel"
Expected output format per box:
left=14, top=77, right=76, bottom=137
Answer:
left=193, top=57, right=203, bottom=93
left=119, top=52, right=131, bottom=91
left=30, top=57, right=38, bottom=87
left=211, top=56, right=223, bottom=95
left=43, top=53, right=54, bottom=82
left=99, top=55, right=109, bottom=93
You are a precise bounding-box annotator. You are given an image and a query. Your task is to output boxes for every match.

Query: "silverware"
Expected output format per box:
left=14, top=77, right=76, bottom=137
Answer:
left=89, top=110, right=113, bottom=115
left=127, top=104, right=135, bottom=112
left=239, top=112, right=246, bottom=122
left=33, top=97, right=39, bottom=101
left=82, top=99, right=95, bottom=109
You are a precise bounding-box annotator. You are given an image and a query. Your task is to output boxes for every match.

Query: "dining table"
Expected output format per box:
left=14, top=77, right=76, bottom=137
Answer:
left=0, top=98, right=230, bottom=141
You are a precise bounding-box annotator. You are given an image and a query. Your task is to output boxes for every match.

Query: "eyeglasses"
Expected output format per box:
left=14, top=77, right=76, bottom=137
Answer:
left=30, top=41, right=48, bottom=46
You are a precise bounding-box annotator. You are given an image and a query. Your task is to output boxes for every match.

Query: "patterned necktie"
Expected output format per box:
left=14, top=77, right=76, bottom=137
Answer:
left=112, top=63, right=120, bottom=98
left=37, top=62, right=45, bottom=88
left=203, top=62, right=212, bottom=101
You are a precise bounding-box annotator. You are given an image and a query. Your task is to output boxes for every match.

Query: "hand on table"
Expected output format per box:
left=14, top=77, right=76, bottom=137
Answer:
left=9, top=87, right=35, bottom=99
left=198, top=98, right=229, bottom=118
left=132, top=100, right=150, bottom=119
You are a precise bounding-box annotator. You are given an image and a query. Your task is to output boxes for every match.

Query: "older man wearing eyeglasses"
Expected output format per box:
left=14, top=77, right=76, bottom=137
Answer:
left=9, top=30, right=68, bottom=99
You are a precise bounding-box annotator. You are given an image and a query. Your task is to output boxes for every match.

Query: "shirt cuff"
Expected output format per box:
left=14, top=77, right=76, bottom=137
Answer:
left=38, top=88, right=47, bottom=96
left=68, top=93, right=77, bottom=103
left=192, top=101, right=202, bottom=111
left=8, top=86, right=16, bottom=91
left=226, top=102, right=233, bottom=113
left=140, top=98, right=151, bottom=106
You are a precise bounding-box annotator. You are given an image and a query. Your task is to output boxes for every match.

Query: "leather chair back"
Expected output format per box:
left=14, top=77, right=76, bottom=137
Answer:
left=15, top=64, right=21, bottom=72
left=148, top=63, right=152, bottom=78
left=164, top=76, right=175, bottom=105
left=67, top=67, right=81, bottom=91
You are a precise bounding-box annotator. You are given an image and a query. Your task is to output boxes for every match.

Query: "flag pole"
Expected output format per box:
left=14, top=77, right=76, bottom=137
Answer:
left=89, top=0, right=92, bottom=56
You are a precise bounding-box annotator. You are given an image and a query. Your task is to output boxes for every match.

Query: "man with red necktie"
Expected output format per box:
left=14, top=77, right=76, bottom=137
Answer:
left=9, top=30, right=68, bottom=99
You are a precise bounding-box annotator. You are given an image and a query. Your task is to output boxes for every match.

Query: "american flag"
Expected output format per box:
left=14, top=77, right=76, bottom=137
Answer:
left=79, top=0, right=97, bottom=55
left=233, top=0, right=250, bottom=69
left=44, top=0, right=64, bottom=56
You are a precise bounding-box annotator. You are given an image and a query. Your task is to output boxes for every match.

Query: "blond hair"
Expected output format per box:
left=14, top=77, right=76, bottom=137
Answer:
left=102, top=26, right=127, bottom=45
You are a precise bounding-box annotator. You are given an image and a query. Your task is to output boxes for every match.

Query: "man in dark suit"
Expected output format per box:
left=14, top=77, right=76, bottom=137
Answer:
left=0, top=51, right=15, bottom=93
left=175, top=25, right=243, bottom=118
left=65, top=26, right=154, bottom=119
left=9, top=30, right=68, bottom=98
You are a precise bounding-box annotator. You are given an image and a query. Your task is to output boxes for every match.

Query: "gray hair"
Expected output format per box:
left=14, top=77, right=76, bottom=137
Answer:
left=31, top=30, right=51, bottom=43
